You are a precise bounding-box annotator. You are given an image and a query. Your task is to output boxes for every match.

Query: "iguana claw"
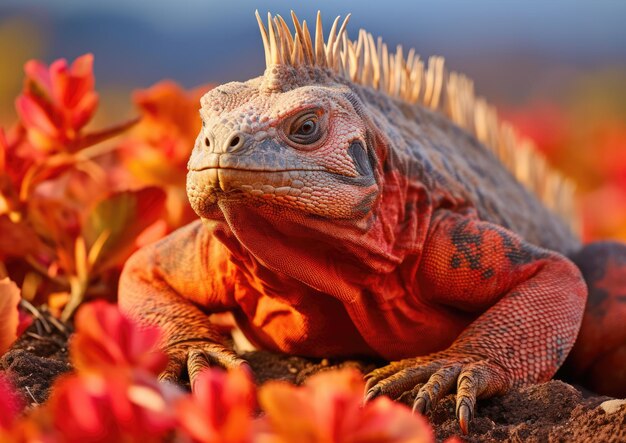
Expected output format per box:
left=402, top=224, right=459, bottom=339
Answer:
left=158, top=340, right=249, bottom=390
left=457, top=403, right=472, bottom=434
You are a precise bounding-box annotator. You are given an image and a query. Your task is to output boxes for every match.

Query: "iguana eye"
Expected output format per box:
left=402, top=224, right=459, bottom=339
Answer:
left=287, top=112, right=322, bottom=146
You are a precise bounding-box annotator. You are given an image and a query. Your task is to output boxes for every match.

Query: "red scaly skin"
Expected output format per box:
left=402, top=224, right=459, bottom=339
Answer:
left=119, top=58, right=594, bottom=435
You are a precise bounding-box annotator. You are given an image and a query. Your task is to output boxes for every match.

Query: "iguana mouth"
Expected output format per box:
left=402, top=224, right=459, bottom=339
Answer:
left=189, top=166, right=323, bottom=173
left=188, top=166, right=315, bottom=196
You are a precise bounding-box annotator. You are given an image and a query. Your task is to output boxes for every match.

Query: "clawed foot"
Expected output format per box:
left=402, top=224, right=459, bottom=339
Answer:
left=159, top=339, right=250, bottom=390
left=364, top=354, right=509, bottom=434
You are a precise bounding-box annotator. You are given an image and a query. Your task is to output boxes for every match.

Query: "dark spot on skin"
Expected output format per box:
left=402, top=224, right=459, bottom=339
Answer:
left=354, top=191, right=378, bottom=216
left=333, top=174, right=376, bottom=188
left=496, top=229, right=549, bottom=266
left=451, top=255, right=462, bottom=269
left=481, top=268, right=495, bottom=279
left=397, top=202, right=415, bottom=232
left=617, top=295, right=626, bottom=303
left=348, top=141, right=373, bottom=177
left=450, top=219, right=484, bottom=270
left=554, top=336, right=567, bottom=366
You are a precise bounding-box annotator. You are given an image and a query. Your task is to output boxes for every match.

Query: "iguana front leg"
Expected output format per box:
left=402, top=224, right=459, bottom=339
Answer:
left=364, top=211, right=587, bottom=434
left=119, top=220, right=245, bottom=388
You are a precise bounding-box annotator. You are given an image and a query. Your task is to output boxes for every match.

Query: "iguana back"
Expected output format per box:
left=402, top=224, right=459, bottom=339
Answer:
left=354, top=86, right=580, bottom=254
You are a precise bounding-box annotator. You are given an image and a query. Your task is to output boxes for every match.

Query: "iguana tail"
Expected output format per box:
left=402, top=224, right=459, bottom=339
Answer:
left=565, top=241, right=626, bottom=397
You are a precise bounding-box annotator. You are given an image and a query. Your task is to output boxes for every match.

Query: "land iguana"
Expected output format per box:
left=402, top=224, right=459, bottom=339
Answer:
left=119, top=11, right=626, bottom=433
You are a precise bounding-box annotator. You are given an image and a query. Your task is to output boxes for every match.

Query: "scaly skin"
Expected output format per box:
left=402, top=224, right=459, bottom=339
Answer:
left=118, top=18, right=623, bottom=434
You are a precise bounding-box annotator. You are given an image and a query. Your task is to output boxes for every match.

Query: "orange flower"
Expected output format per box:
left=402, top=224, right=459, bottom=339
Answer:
left=119, top=81, right=211, bottom=228
left=15, top=54, right=98, bottom=152
left=70, top=300, right=167, bottom=376
left=258, top=368, right=434, bottom=443
left=120, top=81, right=206, bottom=186
left=0, top=278, right=21, bottom=355
left=176, top=367, right=257, bottom=443
left=48, top=371, right=180, bottom=443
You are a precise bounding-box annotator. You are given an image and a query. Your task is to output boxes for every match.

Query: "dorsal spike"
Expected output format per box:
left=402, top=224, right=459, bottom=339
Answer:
left=367, top=33, right=380, bottom=89
left=275, top=15, right=294, bottom=63
left=361, top=30, right=372, bottom=85
left=393, top=45, right=404, bottom=97
left=340, top=32, right=349, bottom=76
left=291, top=34, right=304, bottom=65
left=314, top=11, right=327, bottom=67
left=355, top=30, right=366, bottom=83
left=381, top=42, right=389, bottom=93
left=301, top=20, right=314, bottom=65
left=355, top=29, right=365, bottom=59
left=290, top=11, right=308, bottom=64
left=346, top=38, right=358, bottom=81
left=255, top=10, right=271, bottom=67
left=406, top=48, right=416, bottom=72
left=325, top=16, right=341, bottom=64
left=267, top=13, right=281, bottom=65
left=332, top=14, right=351, bottom=69
left=272, top=17, right=286, bottom=65
left=431, top=56, right=445, bottom=109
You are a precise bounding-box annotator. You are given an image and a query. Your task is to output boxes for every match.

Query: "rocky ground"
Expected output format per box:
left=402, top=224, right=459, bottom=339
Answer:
left=2, top=321, right=625, bottom=442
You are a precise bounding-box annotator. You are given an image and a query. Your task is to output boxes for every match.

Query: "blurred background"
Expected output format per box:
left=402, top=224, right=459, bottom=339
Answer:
left=1, top=0, right=626, bottom=241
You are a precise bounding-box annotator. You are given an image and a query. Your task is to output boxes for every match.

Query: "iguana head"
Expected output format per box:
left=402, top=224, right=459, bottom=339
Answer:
left=187, top=13, right=380, bottom=225
left=186, top=12, right=429, bottom=284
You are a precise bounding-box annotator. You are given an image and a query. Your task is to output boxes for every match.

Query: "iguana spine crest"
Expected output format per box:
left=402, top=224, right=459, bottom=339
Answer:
left=255, top=10, right=578, bottom=232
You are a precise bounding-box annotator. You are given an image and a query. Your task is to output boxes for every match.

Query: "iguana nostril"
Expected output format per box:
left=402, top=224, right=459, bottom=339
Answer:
left=205, top=137, right=210, bottom=147
left=226, top=133, right=245, bottom=152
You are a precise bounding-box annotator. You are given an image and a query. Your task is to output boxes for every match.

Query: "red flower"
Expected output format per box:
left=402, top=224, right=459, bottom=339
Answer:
left=176, top=367, right=257, bottom=443
left=70, top=300, right=167, bottom=376
left=48, top=371, right=180, bottom=443
left=15, top=54, right=98, bottom=152
left=0, top=372, right=22, bottom=431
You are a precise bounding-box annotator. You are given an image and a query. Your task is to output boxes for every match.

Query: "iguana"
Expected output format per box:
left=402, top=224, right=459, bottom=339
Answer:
left=119, top=11, right=626, bottom=434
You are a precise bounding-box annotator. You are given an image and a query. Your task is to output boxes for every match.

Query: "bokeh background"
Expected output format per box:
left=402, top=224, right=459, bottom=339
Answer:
left=2, top=0, right=626, bottom=241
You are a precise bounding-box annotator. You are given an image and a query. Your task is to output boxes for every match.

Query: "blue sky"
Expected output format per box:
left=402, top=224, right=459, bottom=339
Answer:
left=2, top=1, right=625, bottom=103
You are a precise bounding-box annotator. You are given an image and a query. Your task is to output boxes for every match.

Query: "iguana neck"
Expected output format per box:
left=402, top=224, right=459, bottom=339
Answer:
left=205, top=168, right=432, bottom=302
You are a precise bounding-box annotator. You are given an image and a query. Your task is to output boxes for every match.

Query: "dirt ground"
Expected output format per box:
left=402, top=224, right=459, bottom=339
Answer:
left=2, top=321, right=625, bottom=442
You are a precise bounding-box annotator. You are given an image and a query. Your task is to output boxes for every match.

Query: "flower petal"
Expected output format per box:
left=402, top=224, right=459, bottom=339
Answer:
left=176, top=367, right=256, bottom=443
left=0, top=278, right=20, bottom=355
left=15, top=95, right=58, bottom=137
left=71, top=300, right=167, bottom=376
left=0, top=372, right=22, bottom=430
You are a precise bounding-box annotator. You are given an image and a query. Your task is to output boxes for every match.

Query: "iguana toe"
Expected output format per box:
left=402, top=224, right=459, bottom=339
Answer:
left=411, top=363, right=463, bottom=414
left=364, top=359, right=441, bottom=400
